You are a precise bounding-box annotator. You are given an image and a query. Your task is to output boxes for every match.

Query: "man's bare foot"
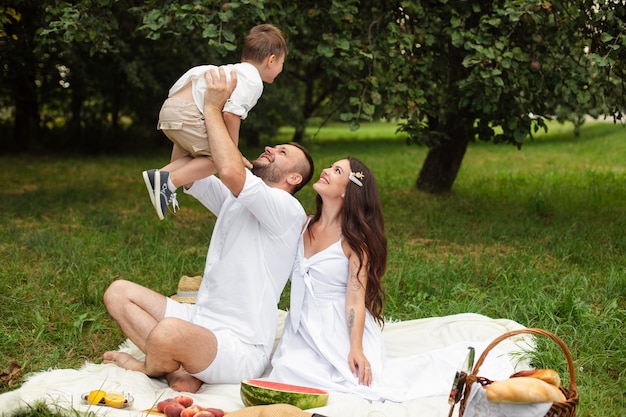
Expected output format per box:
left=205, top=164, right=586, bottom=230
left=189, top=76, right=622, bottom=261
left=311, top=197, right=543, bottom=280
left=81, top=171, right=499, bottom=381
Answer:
left=166, top=367, right=203, bottom=393
left=103, top=351, right=145, bottom=372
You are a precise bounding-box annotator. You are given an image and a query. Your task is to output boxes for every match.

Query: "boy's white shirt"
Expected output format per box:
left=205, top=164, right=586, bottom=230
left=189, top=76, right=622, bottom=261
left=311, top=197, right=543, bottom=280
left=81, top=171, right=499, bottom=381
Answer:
left=168, top=62, right=263, bottom=120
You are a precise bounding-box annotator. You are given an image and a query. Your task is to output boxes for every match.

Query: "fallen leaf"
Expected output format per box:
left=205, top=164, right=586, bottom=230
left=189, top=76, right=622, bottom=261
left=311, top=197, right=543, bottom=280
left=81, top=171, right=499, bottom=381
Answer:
left=0, top=361, right=22, bottom=386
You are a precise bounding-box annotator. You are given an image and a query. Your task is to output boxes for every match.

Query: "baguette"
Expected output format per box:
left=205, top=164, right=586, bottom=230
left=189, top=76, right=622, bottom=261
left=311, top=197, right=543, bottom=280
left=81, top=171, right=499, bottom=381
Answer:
left=486, top=376, right=567, bottom=404
left=510, top=368, right=561, bottom=387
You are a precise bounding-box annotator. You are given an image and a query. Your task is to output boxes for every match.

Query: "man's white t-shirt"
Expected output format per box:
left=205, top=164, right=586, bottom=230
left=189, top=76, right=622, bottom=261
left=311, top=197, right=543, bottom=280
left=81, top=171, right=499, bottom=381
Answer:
left=185, top=170, right=305, bottom=357
left=168, top=62, right=263, bottom=120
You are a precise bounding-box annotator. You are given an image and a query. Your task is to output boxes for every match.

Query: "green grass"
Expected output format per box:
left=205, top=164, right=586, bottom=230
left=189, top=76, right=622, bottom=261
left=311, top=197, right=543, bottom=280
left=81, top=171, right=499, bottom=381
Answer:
left=1, top=120, right=625, bottom=416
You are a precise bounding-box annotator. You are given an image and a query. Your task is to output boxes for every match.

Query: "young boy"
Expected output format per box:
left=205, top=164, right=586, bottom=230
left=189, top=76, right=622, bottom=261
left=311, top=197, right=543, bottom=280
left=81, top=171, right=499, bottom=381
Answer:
left=143, top=24, right=288, bottom=219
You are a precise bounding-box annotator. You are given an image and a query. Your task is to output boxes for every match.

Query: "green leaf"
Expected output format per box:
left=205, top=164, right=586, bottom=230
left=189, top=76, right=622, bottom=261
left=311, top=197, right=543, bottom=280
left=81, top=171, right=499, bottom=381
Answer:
left=317, top=44, right=334, bottom=58
left=335, top=38, right=350, bottom=50
left=451, top=31, right=464, bottom=48
left=601, top=32, right=614, bottom=43
left=201, top=24, right=219, bottom=39
left=576, top=90, right=591, bottom=105
left=462, top=54, right=482, bottom=67
left=514, top=127, right=527, bottom=143
left=362, top=102, right=375, bottom=116
left=339, top=112, right=354, bottom=122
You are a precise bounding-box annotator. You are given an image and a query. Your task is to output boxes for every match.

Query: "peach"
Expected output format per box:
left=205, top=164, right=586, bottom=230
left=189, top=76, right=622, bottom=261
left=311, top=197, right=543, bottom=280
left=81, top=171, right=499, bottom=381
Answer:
left=174, top=395, right=194, bottom=408
left=164, top=402, right=185, bottom=417
left=157, top=398, right=177, bottom=413
left=194, top=411, right=215, bottom=417
left=181, top=405, right=203, bottom=417
left=206, top=408, right=224, bottom=417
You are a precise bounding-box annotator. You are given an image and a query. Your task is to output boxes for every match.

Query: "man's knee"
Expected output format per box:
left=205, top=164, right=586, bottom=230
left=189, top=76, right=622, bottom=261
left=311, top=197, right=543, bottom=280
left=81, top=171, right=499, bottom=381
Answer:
left=103, top=279, right=130, bottom=311
left=146, top=318, right=187, bottom=350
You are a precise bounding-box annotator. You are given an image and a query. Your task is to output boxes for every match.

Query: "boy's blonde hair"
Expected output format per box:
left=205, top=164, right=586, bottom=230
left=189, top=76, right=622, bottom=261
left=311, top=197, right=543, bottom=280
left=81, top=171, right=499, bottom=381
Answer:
left=241, top=24, right=288, bottom=63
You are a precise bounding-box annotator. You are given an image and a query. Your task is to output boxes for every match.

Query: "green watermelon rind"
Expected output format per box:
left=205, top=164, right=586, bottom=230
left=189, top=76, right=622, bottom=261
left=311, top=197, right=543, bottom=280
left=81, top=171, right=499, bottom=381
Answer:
left=240, top=379, right=329, bottom=410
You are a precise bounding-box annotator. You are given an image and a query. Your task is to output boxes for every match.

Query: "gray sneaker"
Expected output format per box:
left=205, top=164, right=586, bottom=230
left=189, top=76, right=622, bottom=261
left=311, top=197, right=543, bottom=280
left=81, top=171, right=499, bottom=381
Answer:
left=154, top=170, right=179, bottom=220
left=142, top=169, right=157, bottom=211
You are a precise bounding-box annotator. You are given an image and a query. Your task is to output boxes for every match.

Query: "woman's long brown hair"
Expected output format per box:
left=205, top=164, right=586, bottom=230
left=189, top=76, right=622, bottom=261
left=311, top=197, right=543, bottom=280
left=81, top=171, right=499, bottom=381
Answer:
left=309, top=157, right=387, bottom=326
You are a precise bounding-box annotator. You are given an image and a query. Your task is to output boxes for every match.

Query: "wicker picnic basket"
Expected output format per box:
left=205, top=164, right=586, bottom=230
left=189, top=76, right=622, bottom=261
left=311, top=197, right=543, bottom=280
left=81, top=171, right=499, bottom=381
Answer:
left=458, top=328, right=579, bottom=417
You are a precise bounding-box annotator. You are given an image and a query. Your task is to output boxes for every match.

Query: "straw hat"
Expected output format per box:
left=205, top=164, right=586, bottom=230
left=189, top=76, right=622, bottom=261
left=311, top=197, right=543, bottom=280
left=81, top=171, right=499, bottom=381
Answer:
left=170, top=275, right=202, bottom=304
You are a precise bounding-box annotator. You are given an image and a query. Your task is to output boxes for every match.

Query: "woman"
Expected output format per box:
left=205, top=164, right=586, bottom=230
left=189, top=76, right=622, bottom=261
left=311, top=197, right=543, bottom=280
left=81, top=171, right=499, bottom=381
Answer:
left=270, top=157, right=522, bottom=403
left=269, top=157, right=388, bottom=400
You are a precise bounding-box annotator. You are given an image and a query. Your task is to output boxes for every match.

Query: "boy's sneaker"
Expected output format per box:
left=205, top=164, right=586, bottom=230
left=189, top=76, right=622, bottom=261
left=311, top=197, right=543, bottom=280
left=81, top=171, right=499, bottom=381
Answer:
left=142, top=169, right=158, bottom=211
left=154, top=170, right=179, bottom=220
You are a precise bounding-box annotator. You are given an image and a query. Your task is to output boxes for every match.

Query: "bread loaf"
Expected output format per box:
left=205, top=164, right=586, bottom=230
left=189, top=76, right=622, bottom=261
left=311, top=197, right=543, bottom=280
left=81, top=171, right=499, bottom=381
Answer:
left=486, top=376, right=567, bottom=404
left=510, top=368, right=561, bottom=387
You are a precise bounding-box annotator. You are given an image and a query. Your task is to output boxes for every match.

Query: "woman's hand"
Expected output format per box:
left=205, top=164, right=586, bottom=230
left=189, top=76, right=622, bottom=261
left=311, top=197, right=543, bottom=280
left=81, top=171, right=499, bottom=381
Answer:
left=349, top=350, right=372, bottom=386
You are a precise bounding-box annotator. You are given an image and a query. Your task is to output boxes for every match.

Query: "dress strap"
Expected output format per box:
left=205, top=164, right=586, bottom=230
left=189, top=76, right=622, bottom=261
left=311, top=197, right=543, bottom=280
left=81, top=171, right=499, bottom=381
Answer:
left=301, top=216, right=313, bottom=235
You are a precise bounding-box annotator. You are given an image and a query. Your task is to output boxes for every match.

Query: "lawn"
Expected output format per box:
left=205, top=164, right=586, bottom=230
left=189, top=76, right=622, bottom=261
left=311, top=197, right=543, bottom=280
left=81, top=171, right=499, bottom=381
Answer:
left=0, top=120, right=624, bottom=416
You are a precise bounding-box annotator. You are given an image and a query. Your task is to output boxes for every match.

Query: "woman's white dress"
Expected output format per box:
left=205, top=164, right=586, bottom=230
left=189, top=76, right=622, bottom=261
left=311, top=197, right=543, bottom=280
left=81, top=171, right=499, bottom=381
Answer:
left=269, top=226, right=518, bottom=402
left=269, top=228, right=388, bottom=400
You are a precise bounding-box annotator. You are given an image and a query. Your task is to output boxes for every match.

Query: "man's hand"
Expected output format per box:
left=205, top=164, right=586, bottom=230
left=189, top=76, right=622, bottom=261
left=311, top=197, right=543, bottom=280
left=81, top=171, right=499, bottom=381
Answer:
left=204, top=68, right=237, bottom=112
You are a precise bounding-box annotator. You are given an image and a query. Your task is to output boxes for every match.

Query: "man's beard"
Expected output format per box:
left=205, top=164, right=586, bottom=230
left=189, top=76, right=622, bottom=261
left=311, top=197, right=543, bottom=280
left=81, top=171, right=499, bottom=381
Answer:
left=251, top=160, right=283, bottom=184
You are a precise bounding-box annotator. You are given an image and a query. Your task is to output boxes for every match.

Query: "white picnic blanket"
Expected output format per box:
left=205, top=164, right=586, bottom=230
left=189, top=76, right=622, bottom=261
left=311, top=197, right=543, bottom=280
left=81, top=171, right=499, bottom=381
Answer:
left=0, top=312, right=540, bottom=417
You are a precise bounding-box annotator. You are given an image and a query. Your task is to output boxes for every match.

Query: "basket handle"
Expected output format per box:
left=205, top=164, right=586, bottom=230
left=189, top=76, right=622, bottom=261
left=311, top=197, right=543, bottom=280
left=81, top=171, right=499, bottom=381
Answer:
left=469, top=328, right=577, bottom=389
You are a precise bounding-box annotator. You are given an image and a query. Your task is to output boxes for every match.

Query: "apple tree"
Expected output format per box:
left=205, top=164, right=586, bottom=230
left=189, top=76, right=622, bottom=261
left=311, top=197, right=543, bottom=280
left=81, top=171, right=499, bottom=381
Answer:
left=335, top=0, right=626, bottom=193
left=6, top=0, right=625, bottom=190
left=133, top=0, right=625, bottom=193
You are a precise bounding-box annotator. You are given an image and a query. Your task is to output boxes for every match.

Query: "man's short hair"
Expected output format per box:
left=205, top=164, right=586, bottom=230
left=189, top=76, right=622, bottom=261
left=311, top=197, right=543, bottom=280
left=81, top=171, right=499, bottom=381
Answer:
left=288, top=142, right=314, bottom=195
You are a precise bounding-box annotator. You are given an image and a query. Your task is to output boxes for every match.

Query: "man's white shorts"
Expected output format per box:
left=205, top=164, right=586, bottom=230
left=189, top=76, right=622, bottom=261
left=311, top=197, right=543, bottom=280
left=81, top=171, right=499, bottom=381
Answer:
left=164, top=298, right=268, bottom=384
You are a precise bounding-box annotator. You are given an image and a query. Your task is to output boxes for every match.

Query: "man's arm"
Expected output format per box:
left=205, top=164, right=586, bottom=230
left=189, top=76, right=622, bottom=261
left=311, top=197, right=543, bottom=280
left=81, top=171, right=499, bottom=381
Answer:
left=203, top=68, right=246, bottom=196
left=223, top=112, right=252, bottom=169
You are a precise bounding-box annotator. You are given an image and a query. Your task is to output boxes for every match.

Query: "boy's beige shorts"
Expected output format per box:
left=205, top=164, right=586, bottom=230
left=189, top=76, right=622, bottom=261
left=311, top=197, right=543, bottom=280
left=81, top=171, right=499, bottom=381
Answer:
left=157, top=98, right=212, bottom=158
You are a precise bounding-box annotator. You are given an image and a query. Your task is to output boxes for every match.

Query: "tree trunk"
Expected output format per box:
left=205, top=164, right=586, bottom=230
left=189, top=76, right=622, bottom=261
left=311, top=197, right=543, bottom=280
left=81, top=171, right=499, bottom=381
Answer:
left=416, top=126, right=472, bottom=194
left=291, top=77, right=315, bottom=143
left=292, top=124, right=305, bottom=143
left=11, top=70, right=39, bottom=152
left=416, top=6, right=477, bottom=195
left=7, top=6, right=41, bottom=152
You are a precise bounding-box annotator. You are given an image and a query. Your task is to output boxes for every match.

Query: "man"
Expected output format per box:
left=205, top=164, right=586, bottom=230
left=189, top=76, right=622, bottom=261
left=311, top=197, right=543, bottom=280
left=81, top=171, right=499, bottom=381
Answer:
left=103, top=68, right=314, bottom=393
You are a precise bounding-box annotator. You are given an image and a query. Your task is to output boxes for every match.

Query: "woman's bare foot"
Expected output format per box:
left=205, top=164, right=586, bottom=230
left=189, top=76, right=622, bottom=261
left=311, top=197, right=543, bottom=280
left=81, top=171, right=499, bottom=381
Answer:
left=166, top=367, right=203, bottom=393
left=103, top=351, right=145, bottom=372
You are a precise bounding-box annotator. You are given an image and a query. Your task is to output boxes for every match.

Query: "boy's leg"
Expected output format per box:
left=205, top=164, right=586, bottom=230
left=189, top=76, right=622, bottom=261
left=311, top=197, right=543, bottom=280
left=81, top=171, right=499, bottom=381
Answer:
left=163, top=144, right=193, bottom=171
left=154, top=170, right=179, bottom=220
left=152, top=150, right=216, bottom=219
left=169, top=156, right=217, bottom=189
left=143, top=145, right=191, bottom=215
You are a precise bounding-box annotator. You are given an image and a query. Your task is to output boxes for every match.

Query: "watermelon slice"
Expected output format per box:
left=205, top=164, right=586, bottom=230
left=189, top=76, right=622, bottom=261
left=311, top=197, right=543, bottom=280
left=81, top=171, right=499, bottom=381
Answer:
left=240, top=379, right=329, bottom=410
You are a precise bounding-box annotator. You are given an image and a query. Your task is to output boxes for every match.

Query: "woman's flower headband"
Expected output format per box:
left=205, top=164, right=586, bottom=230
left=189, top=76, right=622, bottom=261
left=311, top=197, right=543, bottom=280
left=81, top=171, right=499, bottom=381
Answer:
left=349, top=171, right=364, bottom=187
